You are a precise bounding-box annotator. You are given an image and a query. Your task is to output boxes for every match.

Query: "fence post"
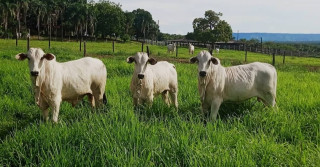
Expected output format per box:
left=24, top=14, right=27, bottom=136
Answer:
left=283, top=51, right=286, bottom=64
left=147, top=45, right=150, bottom=56
left=245, top=46, right=248, bottom=62
left=27, top=30, right=30, bottom=51
left=272, top=51, right=275, bottom=66
left=141, top=42, right=144, bottom=52
left=176, top=45, right=178, bottom=57
left=84, top=40, right=86, bottom=57
left=112, top=40, right=115, bottom=53
left=16, top=29, right=18, bottom=47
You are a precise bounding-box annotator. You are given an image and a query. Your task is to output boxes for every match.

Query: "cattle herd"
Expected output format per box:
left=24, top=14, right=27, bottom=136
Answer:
left=15, top=46, right=277, bottom=123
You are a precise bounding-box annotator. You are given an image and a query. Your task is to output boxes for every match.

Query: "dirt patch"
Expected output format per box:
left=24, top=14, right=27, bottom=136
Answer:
left=306, top=65, right=320, bottom=72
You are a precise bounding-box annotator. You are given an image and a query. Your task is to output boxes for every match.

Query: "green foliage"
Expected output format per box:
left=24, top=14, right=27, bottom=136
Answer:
left=158, top=33, right=184, bottom=41
left=0, top=0, right=160, bottom=41
left=0, top=40, right=320, bottom=166
left=121, top=34, right=131, bottom=42
left=192, top=10, right=233, bottom=43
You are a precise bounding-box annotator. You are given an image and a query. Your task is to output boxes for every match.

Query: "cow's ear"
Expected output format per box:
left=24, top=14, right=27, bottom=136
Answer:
left=15, top=53, right=28, bottom=61
left=126, top=56, right=135, bottom=63
left=211, top=57, right=218, bottom=65
left=148, top=58, right=157, bottom=65
left=190, top=56, right=198, bottom=63
left=42, top=53, right=55, bottom=60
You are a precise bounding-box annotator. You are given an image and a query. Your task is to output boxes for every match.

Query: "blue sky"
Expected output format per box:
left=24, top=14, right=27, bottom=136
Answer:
left=96, top=0, right=320, bottom=35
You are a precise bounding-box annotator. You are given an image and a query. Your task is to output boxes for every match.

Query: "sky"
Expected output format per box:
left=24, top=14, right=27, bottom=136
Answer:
left=99, top=0, right=320, bottom=35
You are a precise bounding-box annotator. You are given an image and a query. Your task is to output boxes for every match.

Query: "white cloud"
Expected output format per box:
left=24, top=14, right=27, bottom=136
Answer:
left=97, top=0, right=320, bottom=34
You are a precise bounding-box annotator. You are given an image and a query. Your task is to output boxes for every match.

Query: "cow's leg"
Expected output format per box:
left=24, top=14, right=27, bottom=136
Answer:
left=146, top=94, right=154, bottom=107
left=39, top=98, right=49, bottom=121
left=169, top=91, right=178, bottom=110
left=209, top=98, right=223, bottom=121
left=259, top=92, right=276, bottom=107
left=87, top=93, right=95, bottom=108
left=93, top=91, right=104, bottom=108
left=133, top=97, right=138, bottom=106
left=51, top=97, right=62, bottom=123
left=201, top=102, right=210, bottom=116
left=162, top=90, right=171, bottom=106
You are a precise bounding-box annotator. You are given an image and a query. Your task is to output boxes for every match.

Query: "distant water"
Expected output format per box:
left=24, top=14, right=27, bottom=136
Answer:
left=233, top=33, right=320, bottom=42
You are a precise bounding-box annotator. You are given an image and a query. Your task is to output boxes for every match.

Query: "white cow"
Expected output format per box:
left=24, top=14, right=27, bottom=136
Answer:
left=167, top=43, right=176, bottom=54
left=127, top=52, right=178, bottom=109
left=216, top=48, right=220, bottom=54
left=189, top=43, right=194, bottom=54
left=15, top=48, right=107, bottom=122
left=190, top=50, right=277, bottom=121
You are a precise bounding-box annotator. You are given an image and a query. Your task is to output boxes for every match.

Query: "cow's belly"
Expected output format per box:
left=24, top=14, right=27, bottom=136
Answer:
left=61, top=85, right=92, bottom=100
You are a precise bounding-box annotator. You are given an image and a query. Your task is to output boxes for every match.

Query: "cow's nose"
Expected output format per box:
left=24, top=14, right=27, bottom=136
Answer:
left=31, top=71, right=39, bottom=76
left=138, top=74, right=144, bottom=79
left=199, top=71, right=207, bottom=77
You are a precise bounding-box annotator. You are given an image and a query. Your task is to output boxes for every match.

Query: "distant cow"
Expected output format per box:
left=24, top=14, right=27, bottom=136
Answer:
left=127, top=52, right=178, bottom=109
left=190, top=51, right=277, bottom=121
left=189, top=43, right=194, bottom=54
left=167, top=43, right=176, bottom=54
left=216, top=48, right=220, bottom=54
left=15, top=48, right=107, bottom=122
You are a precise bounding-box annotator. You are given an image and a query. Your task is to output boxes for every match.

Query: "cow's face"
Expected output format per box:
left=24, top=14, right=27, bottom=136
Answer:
left=190, top=51, right=219, bottom=77
left=127, top=52, right=157, bottom=79
left=15, top=48, right=55, bottom=77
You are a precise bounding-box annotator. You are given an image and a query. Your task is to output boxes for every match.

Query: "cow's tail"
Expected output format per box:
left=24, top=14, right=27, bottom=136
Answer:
left=103, top=93, right=108, bottom=105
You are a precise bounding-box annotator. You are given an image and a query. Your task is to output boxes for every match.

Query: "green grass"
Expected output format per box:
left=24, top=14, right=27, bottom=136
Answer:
left=0, top=39, right=320, bottom=166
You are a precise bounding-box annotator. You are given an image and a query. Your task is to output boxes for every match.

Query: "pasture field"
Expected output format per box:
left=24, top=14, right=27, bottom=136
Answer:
left=0, top=39, right=320, bottom=166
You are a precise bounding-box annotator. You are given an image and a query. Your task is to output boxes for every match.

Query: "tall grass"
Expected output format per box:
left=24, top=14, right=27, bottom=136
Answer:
left=0, top=39, right=319, bottom=166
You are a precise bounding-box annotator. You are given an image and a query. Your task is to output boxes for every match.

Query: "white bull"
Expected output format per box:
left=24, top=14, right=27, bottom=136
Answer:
left=189, top=43, right=194, bottom=54
left=167, top=43, right=176, bottom=54
left=16, top=48, right=107, bottom=122
left=127, top=52, right=178, bottom=109
left=190, top=50, right=277, bottom=121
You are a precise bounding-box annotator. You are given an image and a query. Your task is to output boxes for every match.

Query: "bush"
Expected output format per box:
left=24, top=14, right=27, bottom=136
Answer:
left=121, top=34, right=131, bottom=42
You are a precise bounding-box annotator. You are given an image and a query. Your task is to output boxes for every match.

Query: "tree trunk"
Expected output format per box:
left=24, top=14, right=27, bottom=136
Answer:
left=37, top=14, right=41, bottom=40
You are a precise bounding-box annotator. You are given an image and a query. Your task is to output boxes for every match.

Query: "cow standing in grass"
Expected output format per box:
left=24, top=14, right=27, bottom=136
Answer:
left=190, top=51, right=277, bottom=121
left=167, top=43, right=176, bottom=54
left=15, top=48, right=107, bottom=123
left=127, top=52, right=178, bottom=109
left=189, top=43, right=195, bottom=54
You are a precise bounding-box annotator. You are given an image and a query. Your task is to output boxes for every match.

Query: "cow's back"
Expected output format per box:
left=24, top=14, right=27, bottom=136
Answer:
left=150, top=61, right=177, bottom=94
left=60, top=57, right=106, bottom=99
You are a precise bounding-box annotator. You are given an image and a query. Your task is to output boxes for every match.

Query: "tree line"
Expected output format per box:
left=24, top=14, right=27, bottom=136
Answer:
left=0, top=0, right=161, bottom=41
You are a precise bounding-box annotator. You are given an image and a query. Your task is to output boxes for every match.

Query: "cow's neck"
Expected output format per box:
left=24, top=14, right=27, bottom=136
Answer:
left=32, top=59, right=57, bottom=105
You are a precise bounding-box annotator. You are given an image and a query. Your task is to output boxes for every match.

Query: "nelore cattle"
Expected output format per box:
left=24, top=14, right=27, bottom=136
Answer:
left=127, top=52, right=178, bottom=109
left=190, top=50, right=277, bottom=121
left=16, top=48, right=107, bottom=122
left=167, top=43, right=176, bottom=54
left=189, top=43, right=195, bottom=54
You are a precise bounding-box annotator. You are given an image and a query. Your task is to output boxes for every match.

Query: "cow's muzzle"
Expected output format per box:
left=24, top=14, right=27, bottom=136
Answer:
left=199, top=71, right=207, bottom=77
left=31, top=71, right=39, bottom=76
left=138, top=74, right=144, bottom=79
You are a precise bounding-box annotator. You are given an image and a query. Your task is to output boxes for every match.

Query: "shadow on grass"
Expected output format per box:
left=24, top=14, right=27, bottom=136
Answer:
left=131, top=97, right=265, bottom=125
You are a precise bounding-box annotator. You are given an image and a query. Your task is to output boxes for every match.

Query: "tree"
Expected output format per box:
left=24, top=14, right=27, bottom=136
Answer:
left=95, top=1, right=125, bottom=38
left=191, top=10, right=233, bottom=44
left=214, top=20, right=233, bottom=42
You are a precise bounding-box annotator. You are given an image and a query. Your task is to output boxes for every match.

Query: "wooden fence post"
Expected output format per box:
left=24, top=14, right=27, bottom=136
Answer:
left=27, top=30, right=30, bottom=51
left=272, top=51, right=275, bottom=66
left=112, top=40, right=115, bottom=53
left=147, top=45, right=150, bottom=56
left=176, top=45, right=178, bottom=57
left=16, top=29, right=18, bottom=47
left=283, top=51, right=286, bottom=64
left=83, top=41, right=86, bottom=57
left=245, top=46, right=248, bottom=62
left=80, top=37, right=82, bottom=51
left=141, top=42, right=144, bottom=52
